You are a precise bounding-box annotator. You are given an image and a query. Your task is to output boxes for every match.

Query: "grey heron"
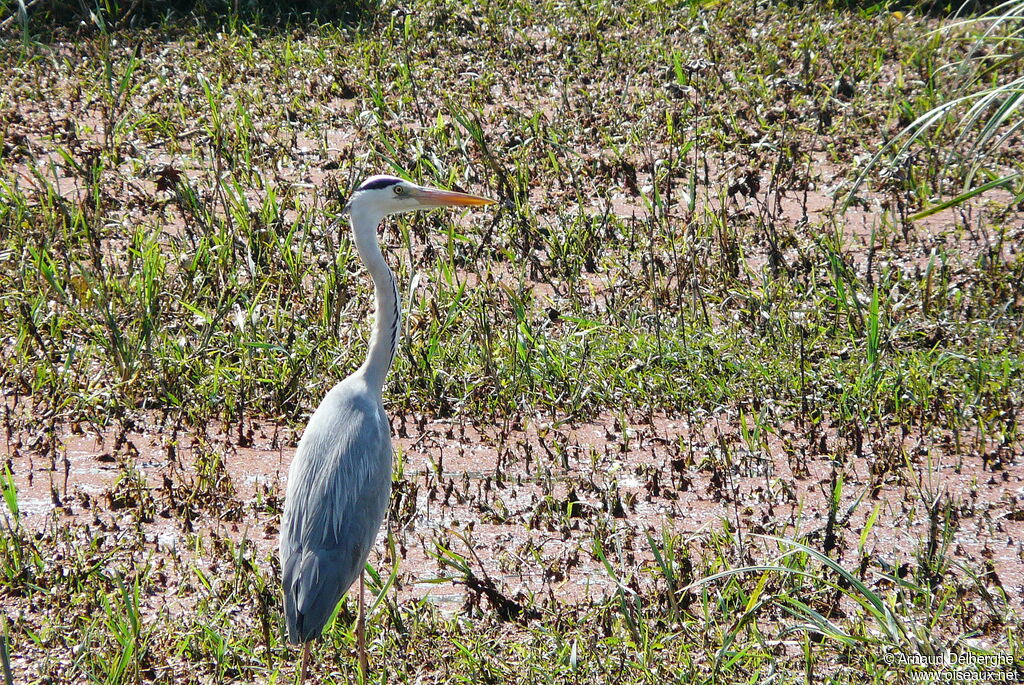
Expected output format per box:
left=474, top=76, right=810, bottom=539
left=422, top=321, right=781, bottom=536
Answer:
left=279, top=174, right=495, bottom=683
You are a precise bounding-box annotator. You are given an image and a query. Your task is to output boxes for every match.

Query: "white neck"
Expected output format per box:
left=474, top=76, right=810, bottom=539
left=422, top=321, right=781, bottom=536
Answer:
left=349, top=204, right=401, bottom=395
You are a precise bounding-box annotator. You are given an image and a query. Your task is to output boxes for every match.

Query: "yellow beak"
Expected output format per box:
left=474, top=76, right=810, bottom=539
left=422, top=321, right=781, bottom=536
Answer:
left=412, top=186, right=496, bottom=208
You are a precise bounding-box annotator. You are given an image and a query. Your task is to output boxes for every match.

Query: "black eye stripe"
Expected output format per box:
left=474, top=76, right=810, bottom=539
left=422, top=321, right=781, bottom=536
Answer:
left=358, top=178, right=402, bottom=191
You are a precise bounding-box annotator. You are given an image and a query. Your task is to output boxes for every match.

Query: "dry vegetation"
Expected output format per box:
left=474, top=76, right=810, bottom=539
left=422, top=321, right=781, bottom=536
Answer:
left=0, top=0, right=1023, bottom=683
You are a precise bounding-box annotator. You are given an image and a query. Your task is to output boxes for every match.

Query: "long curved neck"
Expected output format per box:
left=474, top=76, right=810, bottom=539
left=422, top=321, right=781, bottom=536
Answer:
left=350, top=204, right=401, bottom=395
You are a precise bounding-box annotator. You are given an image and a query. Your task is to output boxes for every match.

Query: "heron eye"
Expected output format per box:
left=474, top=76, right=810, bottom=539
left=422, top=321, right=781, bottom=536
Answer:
left=393, top=185, right=404, bottom=195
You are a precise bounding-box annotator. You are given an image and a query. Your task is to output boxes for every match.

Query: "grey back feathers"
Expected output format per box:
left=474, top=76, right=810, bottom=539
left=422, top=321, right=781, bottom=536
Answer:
left=279, top=377, right=393, bottom=643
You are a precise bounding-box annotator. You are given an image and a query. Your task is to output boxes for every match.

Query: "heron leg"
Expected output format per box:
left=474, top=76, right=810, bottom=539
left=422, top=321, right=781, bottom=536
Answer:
left=357, top=573, right=368, bottom=683
left=299, top=642, right=310, bottom=685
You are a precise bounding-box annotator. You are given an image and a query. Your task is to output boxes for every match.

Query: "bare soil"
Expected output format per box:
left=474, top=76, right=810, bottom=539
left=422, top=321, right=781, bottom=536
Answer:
left=6, top=406, right=1022, bottom=619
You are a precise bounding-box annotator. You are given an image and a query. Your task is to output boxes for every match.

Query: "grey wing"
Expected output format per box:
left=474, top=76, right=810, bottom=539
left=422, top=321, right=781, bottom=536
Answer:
left=279, top=390, right=392, bottom=644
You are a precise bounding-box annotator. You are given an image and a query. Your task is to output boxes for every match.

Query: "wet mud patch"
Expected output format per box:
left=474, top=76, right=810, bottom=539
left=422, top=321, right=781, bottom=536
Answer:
left=4, top=408, right=1022, bottom=624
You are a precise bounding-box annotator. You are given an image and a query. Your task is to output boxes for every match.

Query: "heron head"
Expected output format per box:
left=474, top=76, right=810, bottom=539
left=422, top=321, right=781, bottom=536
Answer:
left=346, top=175, right=495, bottom=216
